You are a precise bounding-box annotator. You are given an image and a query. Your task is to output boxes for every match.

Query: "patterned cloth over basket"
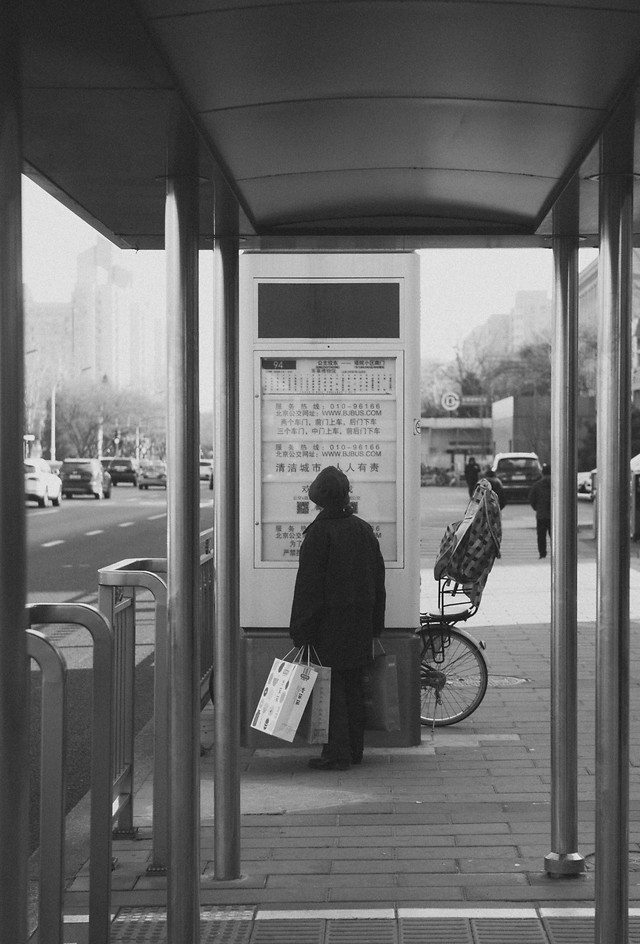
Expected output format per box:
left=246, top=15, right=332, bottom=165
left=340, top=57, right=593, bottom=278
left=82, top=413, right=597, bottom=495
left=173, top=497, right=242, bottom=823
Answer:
left=433, top=479, right=502, bottom=608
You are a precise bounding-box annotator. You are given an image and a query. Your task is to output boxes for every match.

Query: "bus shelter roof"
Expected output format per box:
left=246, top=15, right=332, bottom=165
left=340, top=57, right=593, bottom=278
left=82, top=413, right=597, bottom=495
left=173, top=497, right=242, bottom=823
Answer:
left=19, top=0, right=640, bottom=250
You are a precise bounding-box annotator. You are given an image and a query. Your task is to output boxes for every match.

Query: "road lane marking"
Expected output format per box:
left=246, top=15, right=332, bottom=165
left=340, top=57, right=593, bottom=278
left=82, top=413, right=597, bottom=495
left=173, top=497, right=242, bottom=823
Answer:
left=118, top=521, right=135, bottom=528
left=42, top=540, right=64, bottom=547
left=85, top=529, right=104, bottom=536
left=147, top=513, right=166, bottom=520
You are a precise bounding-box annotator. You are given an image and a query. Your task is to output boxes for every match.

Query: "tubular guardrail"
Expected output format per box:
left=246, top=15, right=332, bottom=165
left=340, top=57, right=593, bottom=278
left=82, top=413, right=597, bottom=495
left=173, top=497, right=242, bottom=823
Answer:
left=97, top=527, right=214, bottom=872
left=26, top=603, right=115, bottom=944
left=27, top=630, right=66, bottom=944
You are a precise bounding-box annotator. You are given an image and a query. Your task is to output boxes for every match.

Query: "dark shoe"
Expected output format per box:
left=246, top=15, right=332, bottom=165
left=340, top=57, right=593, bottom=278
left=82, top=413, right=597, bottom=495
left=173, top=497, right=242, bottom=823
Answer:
left=539, top=554, right=546, bottom=559
left=308, top=757, right=350, bottom=771
left=351, top=755, right=363, bottom=765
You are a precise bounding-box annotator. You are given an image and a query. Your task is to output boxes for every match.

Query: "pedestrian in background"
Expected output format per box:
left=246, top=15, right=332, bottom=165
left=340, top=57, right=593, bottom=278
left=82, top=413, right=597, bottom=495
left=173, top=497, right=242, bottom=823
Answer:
left=528, top=464, right=551, bottom=558
left=464, top=456, right=480, bottom=497
left=484, top=465, right=506, bottom=509
left=289, top=466, right=386, bottom=771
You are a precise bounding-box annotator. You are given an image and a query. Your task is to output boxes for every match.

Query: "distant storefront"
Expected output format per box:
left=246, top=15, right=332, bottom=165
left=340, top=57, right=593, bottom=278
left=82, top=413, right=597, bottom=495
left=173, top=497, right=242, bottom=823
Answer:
left=420, top=416, right=492, bottom=474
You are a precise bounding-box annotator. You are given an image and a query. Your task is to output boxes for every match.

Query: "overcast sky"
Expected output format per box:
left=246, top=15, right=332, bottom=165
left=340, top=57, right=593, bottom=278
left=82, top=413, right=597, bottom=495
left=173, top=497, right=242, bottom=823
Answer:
left=22, top=177, right=598, bottom=370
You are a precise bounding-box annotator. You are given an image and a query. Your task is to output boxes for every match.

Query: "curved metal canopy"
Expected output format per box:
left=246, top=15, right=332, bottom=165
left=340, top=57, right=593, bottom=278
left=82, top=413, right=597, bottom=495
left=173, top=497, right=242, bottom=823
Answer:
left=20, top=0, right=640, bottom=248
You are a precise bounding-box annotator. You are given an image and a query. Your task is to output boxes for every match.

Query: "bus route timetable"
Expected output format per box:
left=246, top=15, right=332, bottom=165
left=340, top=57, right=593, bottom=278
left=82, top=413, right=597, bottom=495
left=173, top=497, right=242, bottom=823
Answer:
left=261, top=357, right=395, bottom=396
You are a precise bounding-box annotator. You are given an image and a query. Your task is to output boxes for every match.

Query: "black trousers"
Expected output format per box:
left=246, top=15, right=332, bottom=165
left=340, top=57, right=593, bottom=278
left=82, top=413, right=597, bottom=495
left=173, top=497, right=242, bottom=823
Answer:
left=321, top=666, right=366, bottom=764
left=536, top=517, right=551, bottom=557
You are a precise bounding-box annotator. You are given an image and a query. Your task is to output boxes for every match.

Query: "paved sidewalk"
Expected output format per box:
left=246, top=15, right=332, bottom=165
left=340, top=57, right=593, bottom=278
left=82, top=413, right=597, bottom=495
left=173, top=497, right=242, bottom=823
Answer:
left=53, top=495, right=640, bottom=942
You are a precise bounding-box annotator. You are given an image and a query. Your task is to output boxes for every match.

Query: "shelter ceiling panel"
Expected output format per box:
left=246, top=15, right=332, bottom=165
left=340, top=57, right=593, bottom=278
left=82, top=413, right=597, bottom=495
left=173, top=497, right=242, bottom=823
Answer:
left=139, top=1, right=640, bottom=112
left=238, top=168, right=552, bottom=233
left=21, top=89, right=214, bottom=248
left=22, top=0, right=172, bottom=89
left=203, top=98, right=602, bottom=181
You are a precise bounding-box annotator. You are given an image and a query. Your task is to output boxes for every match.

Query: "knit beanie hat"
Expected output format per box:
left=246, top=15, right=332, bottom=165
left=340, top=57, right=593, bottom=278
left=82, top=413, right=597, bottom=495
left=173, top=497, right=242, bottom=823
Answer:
left=308, top=466, right=350, bottom=509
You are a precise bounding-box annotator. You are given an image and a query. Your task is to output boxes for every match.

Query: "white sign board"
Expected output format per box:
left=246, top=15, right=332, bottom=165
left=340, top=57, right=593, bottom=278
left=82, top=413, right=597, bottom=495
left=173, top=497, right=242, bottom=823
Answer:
left=239, top=253, right=421, bottom=628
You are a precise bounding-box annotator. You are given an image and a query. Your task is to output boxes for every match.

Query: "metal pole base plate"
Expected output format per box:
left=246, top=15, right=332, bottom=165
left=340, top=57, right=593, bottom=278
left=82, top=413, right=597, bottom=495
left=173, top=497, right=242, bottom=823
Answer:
left=544, top=851, right=587, bottom=875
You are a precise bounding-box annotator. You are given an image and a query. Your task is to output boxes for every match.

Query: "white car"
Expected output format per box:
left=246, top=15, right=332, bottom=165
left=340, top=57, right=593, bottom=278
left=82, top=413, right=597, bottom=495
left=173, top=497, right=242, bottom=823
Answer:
left=24, top=458, right=63, bottom=507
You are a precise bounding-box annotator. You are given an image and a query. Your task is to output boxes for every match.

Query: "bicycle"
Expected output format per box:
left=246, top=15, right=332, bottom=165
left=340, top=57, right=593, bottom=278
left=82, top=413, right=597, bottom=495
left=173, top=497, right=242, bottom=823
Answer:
left=416, top=576, right=488, bottom=727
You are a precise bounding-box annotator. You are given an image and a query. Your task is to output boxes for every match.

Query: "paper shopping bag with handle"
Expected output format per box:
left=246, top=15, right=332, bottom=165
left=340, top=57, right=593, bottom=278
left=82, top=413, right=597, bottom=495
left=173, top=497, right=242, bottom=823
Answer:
left=363, top=641, right=401, bottom=732
left=296, top=650, right=331, bottom=744
left=251, top=651, right=318, bottom=742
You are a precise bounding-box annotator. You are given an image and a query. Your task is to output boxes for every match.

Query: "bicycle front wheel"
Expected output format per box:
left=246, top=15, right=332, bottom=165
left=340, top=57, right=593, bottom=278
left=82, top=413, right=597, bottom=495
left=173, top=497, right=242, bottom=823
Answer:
left=420, top=627, right=488, bottom=726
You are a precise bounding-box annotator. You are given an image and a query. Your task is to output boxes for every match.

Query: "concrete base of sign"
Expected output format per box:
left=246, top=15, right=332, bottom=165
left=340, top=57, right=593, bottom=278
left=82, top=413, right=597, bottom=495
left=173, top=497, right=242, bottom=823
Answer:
left=241, top=629, right=422, bottom=749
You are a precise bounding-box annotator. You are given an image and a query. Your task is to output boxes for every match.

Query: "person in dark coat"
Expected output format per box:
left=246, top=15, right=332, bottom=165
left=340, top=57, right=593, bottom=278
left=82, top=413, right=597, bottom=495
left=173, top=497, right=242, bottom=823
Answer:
left=529, top=464, right=551, bottom=558
left=464, top=457, right=480, bottom=497
left=484, top=465, right=506, bottom=509
left=289, top=466, right=386, bottom=770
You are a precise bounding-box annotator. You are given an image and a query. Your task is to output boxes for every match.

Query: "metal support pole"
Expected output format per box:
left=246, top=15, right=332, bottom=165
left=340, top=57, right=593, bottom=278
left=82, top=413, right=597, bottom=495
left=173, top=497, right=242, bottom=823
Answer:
left=0, top=6, right=28, bottom=941
left=545, top=177, right=585, bottom=876
left=212, top=235, right=241, bottom=879
left=595, top=93, right=634, bottom=944
left=165, top=121, right=201, bottom=943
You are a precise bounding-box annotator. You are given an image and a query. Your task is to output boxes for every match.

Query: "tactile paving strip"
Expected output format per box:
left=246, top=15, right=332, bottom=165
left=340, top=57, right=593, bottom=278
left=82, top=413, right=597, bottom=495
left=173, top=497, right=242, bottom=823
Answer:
left=106, top=910, right=640, bottom=944
left=249, top=919, right=324, bottom=943
left=472, top=918, right=548, bottom=943
left=325, top=919, right=397, bottom=943
left=109, top=910, right=254, bottom=943
left=544, top=915, right=640, bottom=943
left=399, top=917, right=474, bottom=943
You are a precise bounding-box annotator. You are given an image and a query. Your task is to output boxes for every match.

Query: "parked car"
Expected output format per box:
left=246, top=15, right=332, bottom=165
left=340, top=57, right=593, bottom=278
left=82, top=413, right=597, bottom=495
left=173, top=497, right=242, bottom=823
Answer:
left=577, top=469, right=596, bottom=500
left=490, top=452, right=542, bottom=502
left=60, top=458, right=111, bottom=499
left=100, top=457, right=113, bottom=471
left=109, top=457, right=139, bottom=486
left=199, top=459, right=213, bottom=481
left=138, top=460, right=167, bottom=490
left=24, top=458, right=63, bottom=507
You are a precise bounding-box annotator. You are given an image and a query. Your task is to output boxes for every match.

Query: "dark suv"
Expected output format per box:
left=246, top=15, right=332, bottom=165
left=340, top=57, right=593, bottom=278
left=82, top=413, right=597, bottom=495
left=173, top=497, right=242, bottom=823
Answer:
left=61, top=458, right=112, bottom=499
left=109, top=457, right=139, bottom=486
left=490, top=452, right=542, bottom=502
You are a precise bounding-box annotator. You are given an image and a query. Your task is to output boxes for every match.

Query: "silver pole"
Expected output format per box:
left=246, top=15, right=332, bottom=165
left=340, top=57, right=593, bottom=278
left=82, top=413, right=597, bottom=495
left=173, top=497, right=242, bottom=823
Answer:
left=545, top=177, right=585, bottom=876
left=0, top=7, right=28, bottom=941
left=595, top=93, right=634, bottom=944
left=212, top=236, right=241, bottom=879
left=165, top=123, right=201, bottom=942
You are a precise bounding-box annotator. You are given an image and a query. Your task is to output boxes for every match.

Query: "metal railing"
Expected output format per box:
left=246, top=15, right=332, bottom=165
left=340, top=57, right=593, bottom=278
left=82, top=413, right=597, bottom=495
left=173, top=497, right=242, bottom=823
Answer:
left=97, top=527, right=214, bottom=871
left=26, top=603, right=114, bottom=944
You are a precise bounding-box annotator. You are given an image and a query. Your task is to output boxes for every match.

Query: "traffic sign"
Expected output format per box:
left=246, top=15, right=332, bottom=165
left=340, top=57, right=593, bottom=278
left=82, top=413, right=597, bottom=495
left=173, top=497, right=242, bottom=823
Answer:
left=441, top=391, right=461, bottom=412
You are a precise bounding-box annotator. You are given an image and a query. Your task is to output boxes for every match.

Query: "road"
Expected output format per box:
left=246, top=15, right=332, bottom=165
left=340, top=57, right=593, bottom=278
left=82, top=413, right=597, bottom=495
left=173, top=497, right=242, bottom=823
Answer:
left=27, top=480, right=214, bottom=852
left=26, top=480, right=214, bottom=603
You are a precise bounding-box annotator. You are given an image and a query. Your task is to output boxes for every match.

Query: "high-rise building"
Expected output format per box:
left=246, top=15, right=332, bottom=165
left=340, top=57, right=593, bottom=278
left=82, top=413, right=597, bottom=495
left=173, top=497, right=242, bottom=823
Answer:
left=71, top=237, right=165, bottom=396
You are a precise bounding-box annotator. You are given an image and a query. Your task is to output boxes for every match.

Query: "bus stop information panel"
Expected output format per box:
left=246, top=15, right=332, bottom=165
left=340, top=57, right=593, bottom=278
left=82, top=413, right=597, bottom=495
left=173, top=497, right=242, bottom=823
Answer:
left=239, top=253, right=420, bottom=630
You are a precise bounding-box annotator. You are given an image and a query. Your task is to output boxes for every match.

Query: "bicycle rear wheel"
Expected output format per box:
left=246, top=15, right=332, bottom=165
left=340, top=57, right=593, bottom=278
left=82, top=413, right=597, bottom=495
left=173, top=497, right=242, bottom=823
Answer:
left=419, top=627, right=488, bottom=726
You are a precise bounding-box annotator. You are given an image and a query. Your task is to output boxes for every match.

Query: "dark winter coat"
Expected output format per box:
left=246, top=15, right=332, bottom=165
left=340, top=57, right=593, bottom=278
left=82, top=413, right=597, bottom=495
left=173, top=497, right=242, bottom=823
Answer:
left=289, top=506, right=386, bottom=668
left=529, top=475, right=551, bottom=520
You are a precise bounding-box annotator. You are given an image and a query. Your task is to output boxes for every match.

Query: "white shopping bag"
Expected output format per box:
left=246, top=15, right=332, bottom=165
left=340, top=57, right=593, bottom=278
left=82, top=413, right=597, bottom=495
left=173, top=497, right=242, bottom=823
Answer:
left=251, top=653, right=318, bottom=742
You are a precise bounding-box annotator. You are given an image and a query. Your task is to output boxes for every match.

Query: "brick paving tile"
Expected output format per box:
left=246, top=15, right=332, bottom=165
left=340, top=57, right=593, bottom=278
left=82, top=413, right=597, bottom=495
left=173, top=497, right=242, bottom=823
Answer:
left=241, top=836, right=340, bottom=848
left=457, top=857, right=542, bottom=872
left=452, top=834, right=521, bottom=846
left=336, top=835, right=455, bottom=847
left=338, top=812, right=450, bottom=824
left=393, top=823, right=511, bottom=836
left=397, top=873, right=528, bottom=887
left=467, top=885, right=595, bottom=902
left=330, top=859, right=457, bottom=873
left=271, top=847, right=396, bottom=860
left=266, top=873, right=399, bottom=888
left=328, top=887, right=465, bottom=902
left=442, top=846, right=520, bottom=859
